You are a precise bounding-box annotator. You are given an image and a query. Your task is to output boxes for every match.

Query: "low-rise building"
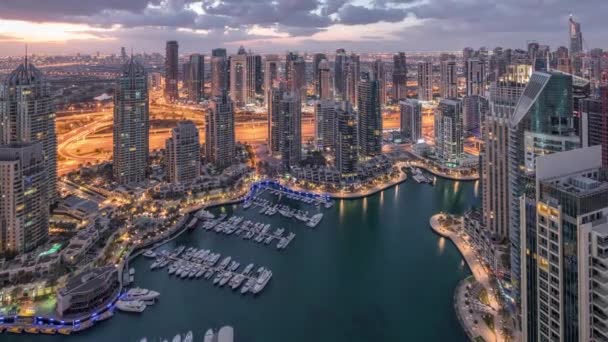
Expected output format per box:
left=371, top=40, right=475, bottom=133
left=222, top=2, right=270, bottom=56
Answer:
left=56, top=266, right=120, bottom=318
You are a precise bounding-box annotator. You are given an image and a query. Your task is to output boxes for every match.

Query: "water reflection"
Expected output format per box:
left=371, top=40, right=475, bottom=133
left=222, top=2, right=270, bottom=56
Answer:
left=339, top=199, right=345, bottom=222
left=380, top=191, right=384, bottom=206
left=437, top=237, right=445, bottom=255
left=394, top=185, right=399, bottom=200
left=363, top=197, right=367, bottom=213
left=474, top=180, right=479, bottom=197
left=453, top=181, right=460, bottom=193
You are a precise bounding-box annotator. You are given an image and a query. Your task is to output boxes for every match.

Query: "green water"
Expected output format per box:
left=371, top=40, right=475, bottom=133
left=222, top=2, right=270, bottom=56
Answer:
left=10, top=178, right=479, bottom=341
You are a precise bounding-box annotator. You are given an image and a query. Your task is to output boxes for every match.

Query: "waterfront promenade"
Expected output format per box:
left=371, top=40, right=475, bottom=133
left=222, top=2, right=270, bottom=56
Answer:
left=429, top=214, right=507, bottom=342
left=409, top=160, right=479, bottom=181
left=281, top=162, right=408, bottom=200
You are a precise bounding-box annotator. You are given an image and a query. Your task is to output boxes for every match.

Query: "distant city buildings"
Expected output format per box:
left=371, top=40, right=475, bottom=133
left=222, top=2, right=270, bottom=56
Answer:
left=230, top=53, right=259, bottom=107
left=417, top=61, right=433, bottom=101
left=164, top=40, right=179, bottom=101
left=334, top=49, right=348, bottom=100
left=206, top=90, right=235, bottom=169
left=113, top=57, right=150, bottom=184
left=210, top=55, right=228, bottom=98
left=400, top=99, right=422, bottom=142
left=0, top=142, right=48, bottom=254
left=166, top=121, right=200, bottom=183
left=285, top=52, right=306, bottom=100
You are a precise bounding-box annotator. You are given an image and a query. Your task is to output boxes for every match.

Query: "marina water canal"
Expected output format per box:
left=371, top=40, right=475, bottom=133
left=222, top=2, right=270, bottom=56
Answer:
left=9, top=178, right=479, bottom=341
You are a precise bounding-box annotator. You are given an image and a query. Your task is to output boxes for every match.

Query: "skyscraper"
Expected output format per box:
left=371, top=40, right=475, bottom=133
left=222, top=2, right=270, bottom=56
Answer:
left=230, top=53, right=259, bottom=106
left=314, top=99, right=338, bottom=151
left=335, top=49, right=348, bottom=100
left=392, top=52, right=407, bottom=101
left=187, top=54, right=204, bottom=103
left=581, top=85, right=608, bottom=166
left=345, top=54, right=360, bottom=106
left=372, top=59, right=386, bottom=106
left=435, top=99, right=463, bottom=165
left=400, top=99, right=422, bottom=142
left=482, top=64, right=531, bottom=239
left=0, top=57, right=57, bottom=205
left=569, top=14, right=584, bottom=55
left=357, top=73, right=382, bottom=157
left=0, top=142, right=48, bottom=254
left=335, top=103, right=358, bottom=176
left=569, top=15, right=584, bottom=76
left=317, top=59, right=332, bottom=100
left=286, top=53, right=306, bottom=100
left=164, top=40, right=179, bottom=101
left=417, top=61, right=433, bottom=101
left=508, top=72, right=579, bottom=341
left=165, top=121, right=200, bottom=184
left=210, top=55, right=228, bottom=98
left=312, top=53, right=327, bottom=97
left=466, top=58, right=486, bottom=96
left=263, top=55, right=280, bottom=105
left=523, top=146, right=606, bottom=342
left=279, top=92, right=302, bottom=171
left=206, top=90, right=235, bottom=169
left=440, top=57, right=458, bottom=99
left=462, top=95, right=488, bottom=135
left=113, top=57, right=149, bottom=184
left=267, top=83, right=286, bottom=155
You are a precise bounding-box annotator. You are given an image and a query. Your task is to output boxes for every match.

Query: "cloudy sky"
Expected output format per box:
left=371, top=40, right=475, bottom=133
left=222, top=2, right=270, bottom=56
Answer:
left=0, top=0, right=605, bottom=55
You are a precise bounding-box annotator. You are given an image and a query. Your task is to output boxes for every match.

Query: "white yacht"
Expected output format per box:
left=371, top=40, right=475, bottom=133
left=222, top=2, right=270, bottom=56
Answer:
left=306, top=213, right=324, bottom=228
left=116, top=300, right=146, bottom=313
left=183, top=331, right=193, bottom=342
left=143, top=250, right=157, bottom=258
left=196, top=209, right=215, bottom=220
left=252, top=270, right=273, bottom=294
left=171, top=334, right=181, bottom=342
left=218, top=326, right=234, bottom=342
left=204, top=329, right=215, bottom=342
left=125, top=288, right=160, bottom=301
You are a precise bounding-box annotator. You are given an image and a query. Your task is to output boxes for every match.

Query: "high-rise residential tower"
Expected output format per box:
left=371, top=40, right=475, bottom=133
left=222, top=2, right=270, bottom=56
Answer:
left=164, top=40, right=179, bottom=101
left=279, top=92, right=302, bottom=171
left=508, top=71, right=579, bottom=341
left=314, top=100, right=338, bottom=151
left=210, top=55, right=228, bottom=98
left=482, top=64, right=531, bottom=239
left=417, top=61, right=433, bottom=101
left=317, top=59, right=332, bottom=100
left=312, top=53, right=327, bottom=97
left=344, top=54, right=360, bottom=106
left=440, top=57, right=458, bottom=99
left=372, top=59, right=386, bottom=106
left=267, top=83, right=286, bottom=155
left=335, top=49, right=348, bottom=100
left=0, top=143, right=48, bottom=254
left=335, top=102, right=359, bottom=176
left=0, top=57, right=57, bottom=205
left=263, top=55, right=280, bottom=105
left=400, top=99, right=422, bottom=143
left=206, top=90, right=235, bottom=169
left=187, top=54, right=204, bottom=103
left=165, top=121, right=200, bottom=184
left=357, top=73, right=382, bottom=157
left=435, top=98, right=464, bottom=165
left=113, top=57, right=150, bottom=184
left=466, top=58, right=486, bottom=96
left=230, top=53, right=259, bottom=107
left=393, top=52, right=407, bottom=101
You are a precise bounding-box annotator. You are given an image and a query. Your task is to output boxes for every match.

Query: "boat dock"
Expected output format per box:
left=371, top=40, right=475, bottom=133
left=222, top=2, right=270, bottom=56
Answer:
left=198, top=214, right=296, bottom=250
left=149, top=246, right=273, bottom=296
left=244, top=197, right=324, bottom=228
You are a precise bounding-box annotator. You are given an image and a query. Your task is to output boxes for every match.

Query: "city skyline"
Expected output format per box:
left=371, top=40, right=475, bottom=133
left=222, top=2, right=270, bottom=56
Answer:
left=0, top=1, right=606, bottom=55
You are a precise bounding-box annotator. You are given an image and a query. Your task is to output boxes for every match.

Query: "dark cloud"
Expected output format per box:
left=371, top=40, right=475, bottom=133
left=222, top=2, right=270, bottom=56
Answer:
left=0, top=0, right=606, bottom=54
left=337, top=4, right=407, bottom=25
